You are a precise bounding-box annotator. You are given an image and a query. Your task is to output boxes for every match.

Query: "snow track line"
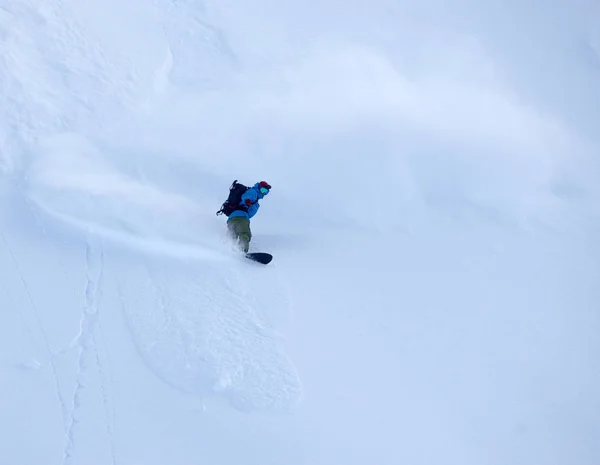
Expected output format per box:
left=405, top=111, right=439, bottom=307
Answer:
left=89, top=243, right=118, bottom=465
left=86, top=242, right=118, bottom=465
left=0, top=230, right=69, bottom=427
left=63, top=240, right=117, bottom=465
left=0, top=231, right=44, bottom=356
left=94, top=320, right=119, bottom=465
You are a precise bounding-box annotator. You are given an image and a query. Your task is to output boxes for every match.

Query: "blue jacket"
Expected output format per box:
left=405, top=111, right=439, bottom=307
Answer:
left=228, top=183, right=268, bottom=221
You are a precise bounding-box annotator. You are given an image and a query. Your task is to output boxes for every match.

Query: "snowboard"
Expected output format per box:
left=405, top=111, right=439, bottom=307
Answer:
left=245, top=252, right=273, bottom=265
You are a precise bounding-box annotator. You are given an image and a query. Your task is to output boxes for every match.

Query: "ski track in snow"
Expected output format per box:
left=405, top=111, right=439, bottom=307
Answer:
left=0, top=230, right=46, bottom=366
left=93, top=319, right=119, bottom=465
left=116, top=255, right=302, bottom=413
left=0, top=230, right=69, bottom=428
left=63, top=239, right=117, bottom=465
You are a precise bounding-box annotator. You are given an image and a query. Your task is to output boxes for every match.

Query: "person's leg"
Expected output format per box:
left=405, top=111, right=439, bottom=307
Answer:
left=227, top=217, right=252, bottom=252
left=236, top=218, right=252, bottom=252
left=226, top=219, right=238, bottom=241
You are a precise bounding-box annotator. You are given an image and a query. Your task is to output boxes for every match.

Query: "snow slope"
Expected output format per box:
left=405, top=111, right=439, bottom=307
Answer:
left=1, top=0, right=599, bottom=464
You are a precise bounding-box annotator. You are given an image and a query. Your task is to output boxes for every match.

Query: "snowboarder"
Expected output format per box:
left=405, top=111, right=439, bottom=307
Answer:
left=225, top=181, right=271, bottom=253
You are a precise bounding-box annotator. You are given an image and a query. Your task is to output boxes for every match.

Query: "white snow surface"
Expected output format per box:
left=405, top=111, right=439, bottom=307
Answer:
left=1, top=0, right=599, bottom=464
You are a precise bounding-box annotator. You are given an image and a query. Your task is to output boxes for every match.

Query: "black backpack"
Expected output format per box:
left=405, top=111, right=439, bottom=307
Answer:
left=216, top=180, right=250, bottom=216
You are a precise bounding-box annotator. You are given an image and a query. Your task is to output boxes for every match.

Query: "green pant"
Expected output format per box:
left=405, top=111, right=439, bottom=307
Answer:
left=227, top=216, right=252, bottom=252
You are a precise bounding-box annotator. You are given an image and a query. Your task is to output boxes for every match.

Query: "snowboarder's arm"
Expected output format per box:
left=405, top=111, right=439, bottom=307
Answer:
left=247, top=202, right=260, bottom=218
left=240, top=189, right=259, bottom=218
left=240, top=189, right=258, bottom=207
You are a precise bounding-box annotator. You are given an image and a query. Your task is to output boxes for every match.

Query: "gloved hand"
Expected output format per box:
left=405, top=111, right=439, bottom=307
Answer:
left=245, top=199, right=252, bottom=207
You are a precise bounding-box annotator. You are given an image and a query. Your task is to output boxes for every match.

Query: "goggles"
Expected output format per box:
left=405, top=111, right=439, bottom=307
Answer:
left=260, top=187, right=270, bottom=195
